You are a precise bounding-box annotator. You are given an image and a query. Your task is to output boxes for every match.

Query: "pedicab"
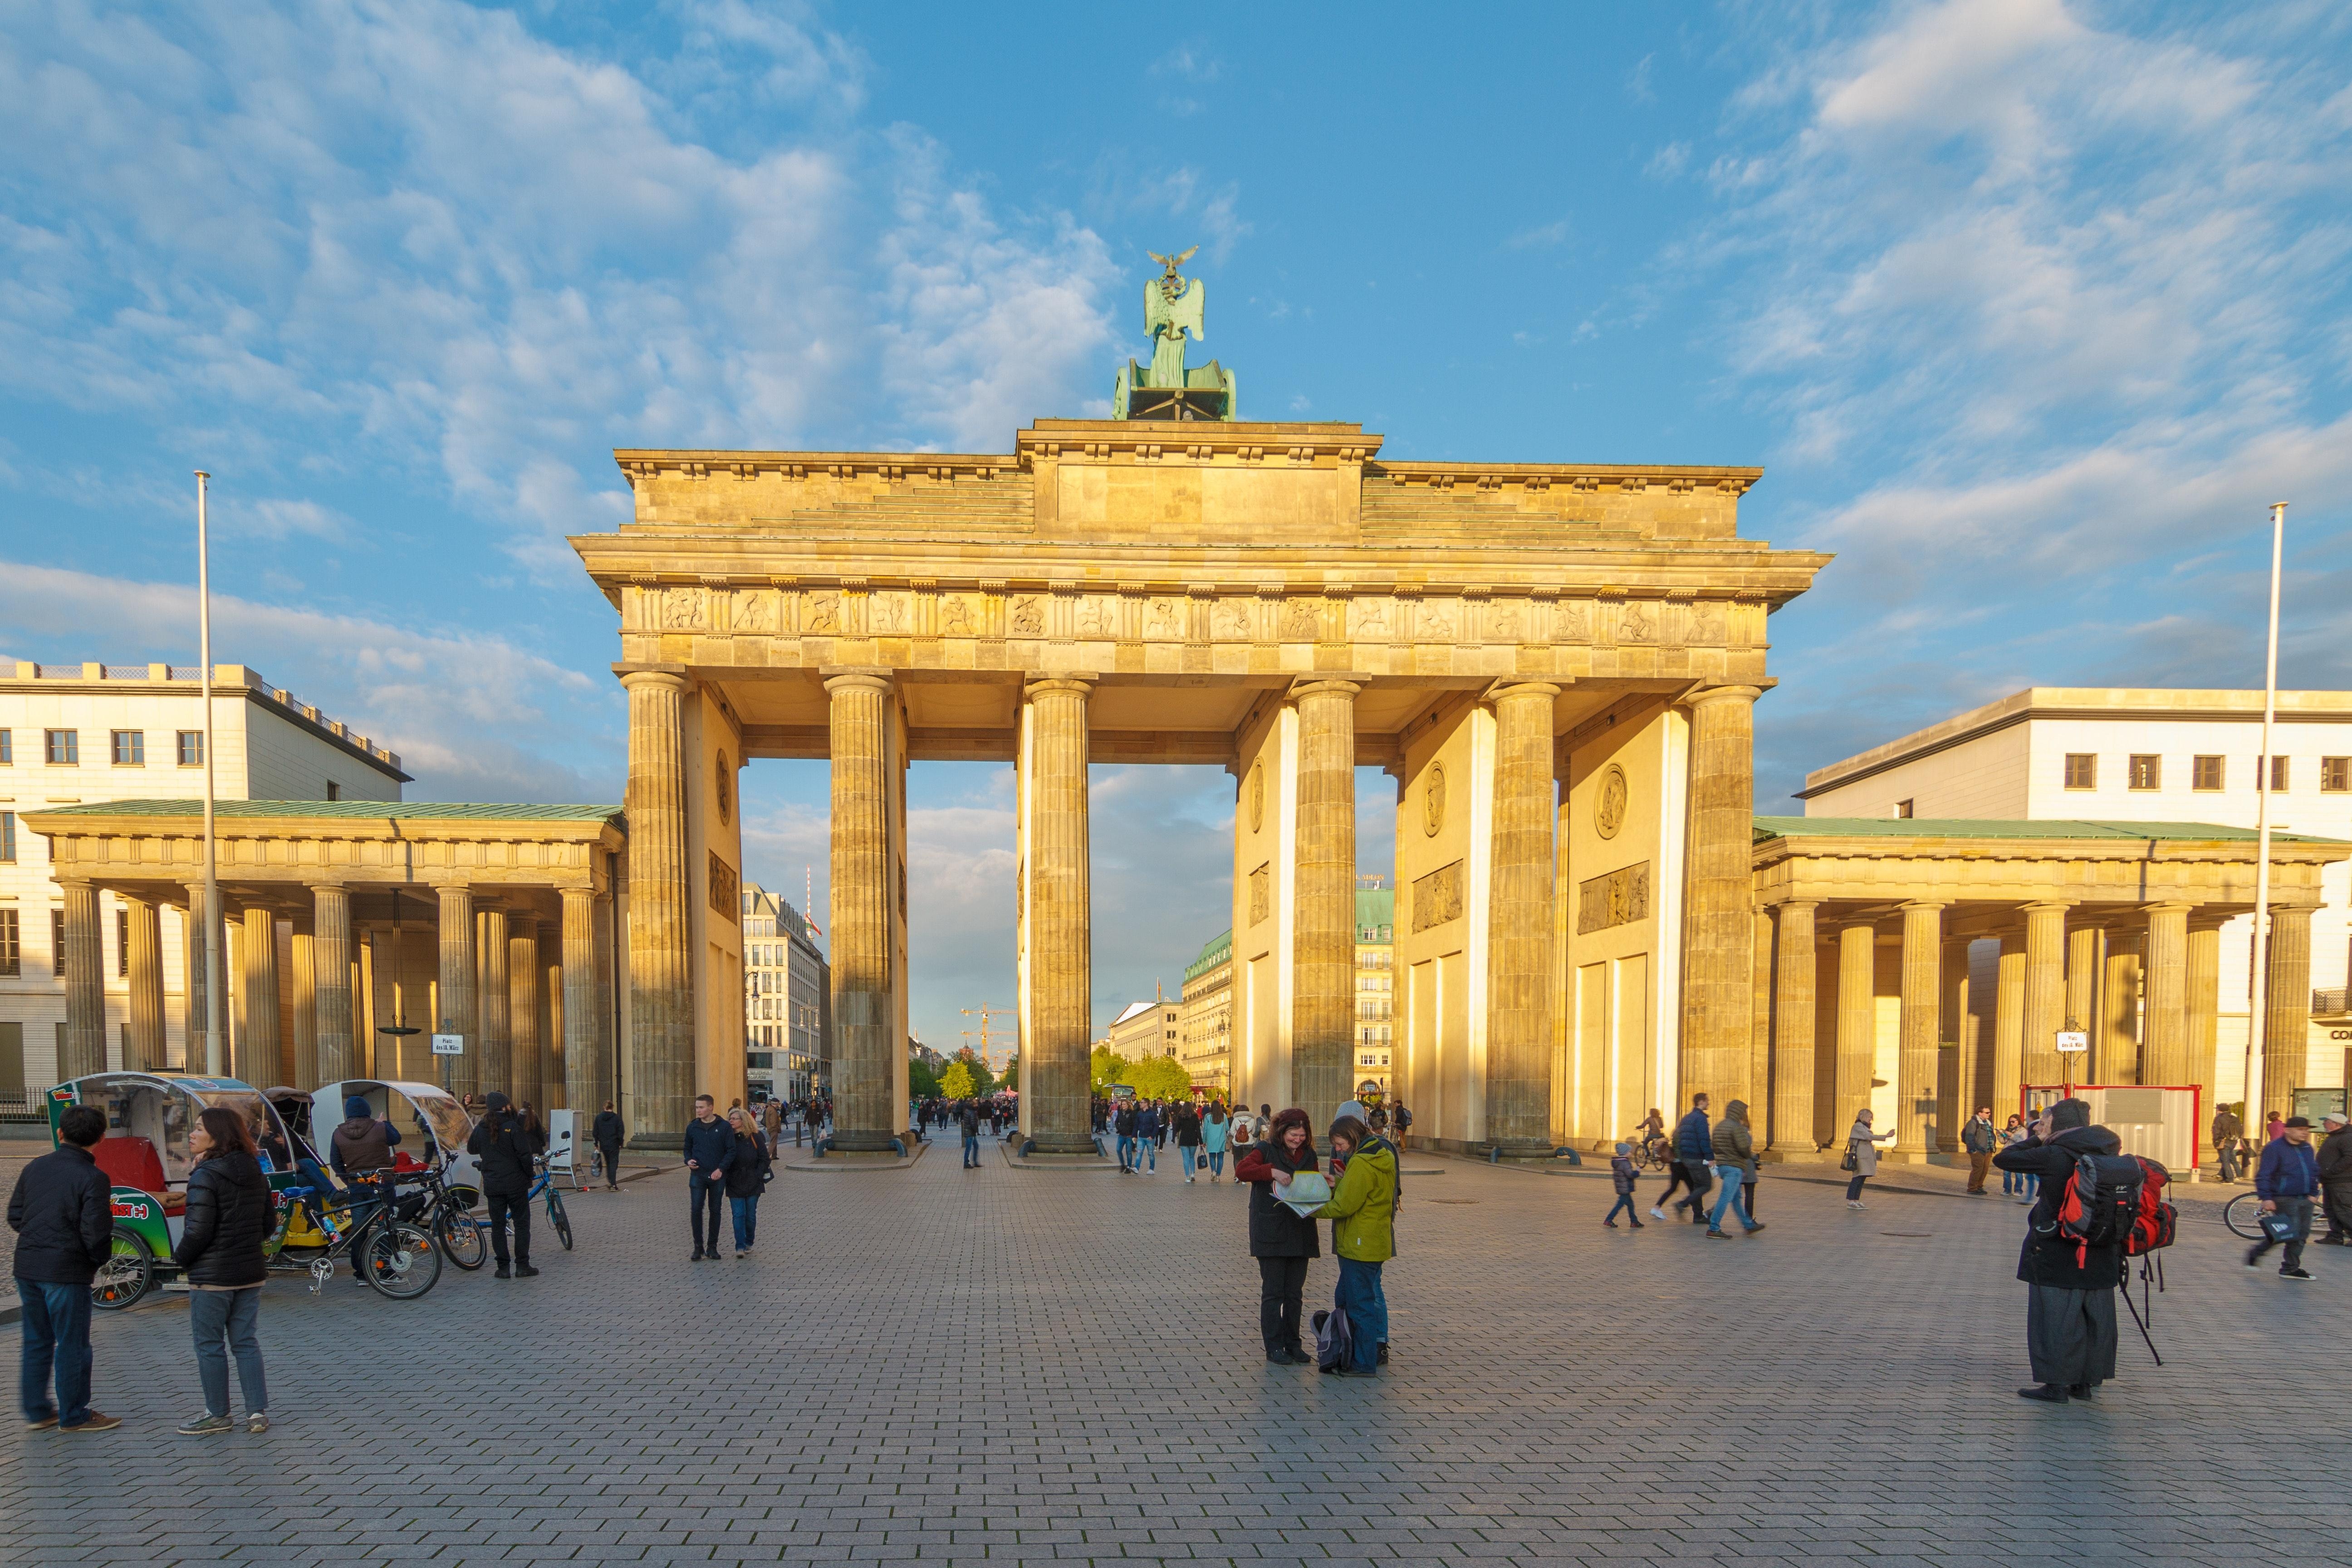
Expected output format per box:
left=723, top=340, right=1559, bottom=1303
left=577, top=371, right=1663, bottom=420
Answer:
left=44, top=1073, right=303, bottom=1311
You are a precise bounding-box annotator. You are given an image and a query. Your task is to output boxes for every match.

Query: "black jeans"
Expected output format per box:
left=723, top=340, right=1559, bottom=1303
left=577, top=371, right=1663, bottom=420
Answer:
left=2251, top=1196, right=2314, bottom=1270
left=485, top=1190, right=531, bottom=1267
left=689, top=1173, right=725, bottom=1253
left=1257, top=1256, right=1310, bottom=1355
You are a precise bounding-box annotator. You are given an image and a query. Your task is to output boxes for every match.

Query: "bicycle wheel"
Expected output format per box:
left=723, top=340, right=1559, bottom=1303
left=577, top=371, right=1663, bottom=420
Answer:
left=436, top=1203, right=488, bottom=1271
left=2223, top=1191, right=2268, bottom=1240
left=361, top=1220, right=444, bottom=1300
left=547, top=1188, right=573, bottom=1251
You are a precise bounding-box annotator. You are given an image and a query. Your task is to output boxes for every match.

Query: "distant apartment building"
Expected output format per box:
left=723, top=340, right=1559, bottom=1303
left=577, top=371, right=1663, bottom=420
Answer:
left=740, top=883, right=829, bottom=1101
left=1180, top=930, right=1232, bottom=1093
left=1802, top=687, right=2352, bottom=1112
left=1353, top=882, right=1396, bottom=1098
left=0, top=662, right=407, bottom=1105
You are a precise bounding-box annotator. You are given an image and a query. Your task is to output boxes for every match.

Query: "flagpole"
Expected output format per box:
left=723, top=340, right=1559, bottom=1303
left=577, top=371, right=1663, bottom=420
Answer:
left=196, top=471, right=225, bottom=1076
left=2240, top=501, right=2285, bottom=1142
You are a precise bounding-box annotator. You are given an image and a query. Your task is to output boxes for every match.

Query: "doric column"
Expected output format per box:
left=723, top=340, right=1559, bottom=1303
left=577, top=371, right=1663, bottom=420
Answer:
left=1835, top=920, right=1877, bottom=1136
left=1485, top=680, right=1558, bottom=1152
left=562, top=888, right=600, bottom=1121
left=478, top=906, right=511, bottom=1098
left=240, top=905, right=280, bottom=1087
left=2140, top=902, right=2192, bottom=1088
left=2019, top=901, right=2071, bottom=1088
left=312, top=884, right=354, bottom=1083
left=123, top=894, right=166, bottom=1072
left=2188, top=918, right=2223, bottom=1167
left=1020, top=676, right=1097, bottom=1154
left=1768, top=902, right=1817, bottom=1154
left=624, top=669, right=694, bottom=1144
left=1682, top=685, right=1762, bottom=1113
left=290, top=927, right=318, bottom=1089
left=58, top=879, right=107, bottom=1080
left=2261, top=905, right=2314, bottom=1118
left=506, top=912, right=541, bottom=1113
left=1992, top=930, right=2026, bottom=1117
left=437, top=886, right=477, bottom=1098
left=2100, top=931, right=2142, bottom=1083
left=1293, top=678, right=1359, bottom=1134
left=1897, top=902, right=1945, bottom=1156
left=828, top=672, right=897, bottom=1151
left=182, top=881, right=224, bottom=1074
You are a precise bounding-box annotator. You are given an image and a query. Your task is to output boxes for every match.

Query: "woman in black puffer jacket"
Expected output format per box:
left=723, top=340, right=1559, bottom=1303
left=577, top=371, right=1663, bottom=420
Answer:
left=171, top=1106, right=273, bottom=1435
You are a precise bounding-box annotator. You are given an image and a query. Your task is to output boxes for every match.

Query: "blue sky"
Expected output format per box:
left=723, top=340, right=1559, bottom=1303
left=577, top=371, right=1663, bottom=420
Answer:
left=3, top=0, right=2348, bottom=1046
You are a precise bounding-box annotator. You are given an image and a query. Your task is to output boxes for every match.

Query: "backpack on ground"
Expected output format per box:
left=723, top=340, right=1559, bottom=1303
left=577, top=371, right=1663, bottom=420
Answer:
left=1312, top=1305, right=1353, bottom=1374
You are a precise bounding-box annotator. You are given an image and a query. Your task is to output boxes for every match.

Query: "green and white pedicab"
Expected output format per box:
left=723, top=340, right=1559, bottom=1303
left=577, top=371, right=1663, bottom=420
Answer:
left=44, top=1073, right=303, bottom=1311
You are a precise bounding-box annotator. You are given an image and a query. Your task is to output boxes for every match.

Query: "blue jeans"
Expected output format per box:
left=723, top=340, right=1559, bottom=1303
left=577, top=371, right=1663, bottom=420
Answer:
left=190, top=1287, right=266, bottom=1417
left=1335, top=1258, right=1387, bottom=1373
left=1708, top=1167, right=1756, bottom=1230
left=17, top=1279, right=93, bottom=1426
left=962, top=1133, right=980, bottom=1167
left=730, top=1195, right=760, bottom=1250
left=1181, top=1146, right=1198, bottom=1177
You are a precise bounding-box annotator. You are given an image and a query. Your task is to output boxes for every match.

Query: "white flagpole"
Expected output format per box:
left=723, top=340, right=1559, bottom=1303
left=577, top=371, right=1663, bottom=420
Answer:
left=196, top=471, right=226, bottom=1076
left=2240, top=501, right=2285, bottom=1140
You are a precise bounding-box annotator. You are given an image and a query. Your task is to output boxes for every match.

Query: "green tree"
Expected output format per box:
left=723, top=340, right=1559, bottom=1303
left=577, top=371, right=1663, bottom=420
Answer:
left=939, top=1059, right=977, bottom=1100
left=1129, top=1054, right=1192, bottom=1100
left=1090, top=1044, right=1135, bottom=1093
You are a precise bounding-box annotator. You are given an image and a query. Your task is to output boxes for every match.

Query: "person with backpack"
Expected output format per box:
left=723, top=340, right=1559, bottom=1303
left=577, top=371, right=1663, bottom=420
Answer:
left=1311, top=1115, right=1396, bottom=1377
left=2247, top=1116, right=2320, bottom=1280
left=1843, top=1108, right=1895, bottom=1209
left=1238, top=1108, right=1321, bottom=1364
left=1603, top=1142, right=1643, bottom=1230
left=1961, top=1106, right=1999, bottom=1195
left=1992, top=1097, right=2130, bottom=1402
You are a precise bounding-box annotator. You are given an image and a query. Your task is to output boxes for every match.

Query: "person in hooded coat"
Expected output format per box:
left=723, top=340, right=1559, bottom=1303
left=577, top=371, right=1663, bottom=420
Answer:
left=1991, top=1097, right=2124, bottom=1403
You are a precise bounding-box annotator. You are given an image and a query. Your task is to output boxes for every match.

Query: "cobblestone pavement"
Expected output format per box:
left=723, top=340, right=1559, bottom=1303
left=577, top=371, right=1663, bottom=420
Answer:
left=4, top=1135, right=2347, bottom=1566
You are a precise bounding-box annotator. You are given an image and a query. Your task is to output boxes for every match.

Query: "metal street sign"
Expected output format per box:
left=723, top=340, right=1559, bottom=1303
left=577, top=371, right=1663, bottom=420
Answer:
left=431, top=1033, right=465, bottom=1057
left=2055, top=1030, right=2089, bottom=1054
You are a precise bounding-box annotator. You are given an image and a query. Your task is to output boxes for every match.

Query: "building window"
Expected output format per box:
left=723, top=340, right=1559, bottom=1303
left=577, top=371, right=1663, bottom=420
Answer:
left=0, top=908, right=17, bottom=975
left=0, top=811, right=13, bottom=862
left=177, top=730, right=203, bottom=766
left=0, top=728, right=11, bottom=764
left=2125, top=754, right=2160, bottom=791
left=44, top=729, right=78, bottom=765
left=325, top=780, right=340, bottom=801
left=2262, top=755, right=2290, bottom=792
left=2193, top=755, right=2224, bottom=791
left=2324, top=758, right=2351, bottom=794
left=109, top=730, right=143, bottom=765
left=2061, top=754, right=2096, bottom=790
left=52, top=909, right=66, bottom=977
left=1893, top=799, right=1914, bottom=819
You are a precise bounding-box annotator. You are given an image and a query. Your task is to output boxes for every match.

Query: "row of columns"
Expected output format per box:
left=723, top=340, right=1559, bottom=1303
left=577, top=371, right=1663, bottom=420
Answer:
left=54, top=879, right=612, bottom=1118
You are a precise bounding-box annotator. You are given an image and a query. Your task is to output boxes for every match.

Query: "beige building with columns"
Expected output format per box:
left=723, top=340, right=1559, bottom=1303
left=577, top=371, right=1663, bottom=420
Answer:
left=571, top=416, right=1827, bottom=1153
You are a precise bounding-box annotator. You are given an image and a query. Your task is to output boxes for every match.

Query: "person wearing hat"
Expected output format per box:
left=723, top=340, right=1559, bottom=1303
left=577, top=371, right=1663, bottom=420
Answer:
left=2248, top=1115, right=2321, bottom=1280
left=466, top=1092, right=538, bottom=1279
left=2318, top=1112, right=2352, bottom=1246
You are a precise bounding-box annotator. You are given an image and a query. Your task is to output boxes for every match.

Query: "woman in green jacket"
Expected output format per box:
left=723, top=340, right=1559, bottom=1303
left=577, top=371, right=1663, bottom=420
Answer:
left=1312, top=1116, right=1395, bottom=1376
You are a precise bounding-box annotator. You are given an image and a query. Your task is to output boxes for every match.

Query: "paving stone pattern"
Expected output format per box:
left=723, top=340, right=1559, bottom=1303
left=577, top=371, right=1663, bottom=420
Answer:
left=4, top=1138, right=2347, bottom=1565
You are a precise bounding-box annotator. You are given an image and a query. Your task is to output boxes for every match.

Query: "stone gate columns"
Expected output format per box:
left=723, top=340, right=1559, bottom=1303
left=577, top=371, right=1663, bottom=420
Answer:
left=1018, top=676, right=1097, bottom=1154
left=1992, top=931, right=2026, bottom=1114
left=2188, top=918, right=2224, bottom=1165
left=1485, top=681, right=1557, bottom=1153
left=1834, top=920, right=1877, bottom=1136
left=123, top=894, right=166, bottom=1072
left=1897, top=902, right=1945, bottom=1156
left=240, top=906, right=280, bottom=1088
left=438, top=886, right=478, bottom=1098
left=2141, top=902, right=2192, bottom=1087
left=58, top=878, right=105, bottom=1080
left=1292, top=679, right=1358, bottom=1133
left=2261, top=906, right=2314, bottom=1116
left=2019, top=901, right=2071, bottom=1087
left=828, top=672, right=900, bottom=1152
left=478, top=906, right=511, bottom=1097
left=1683, top=685, right=1761, bottom=1113
left=183, top=881, right=223, bottom=1074
left=624, top=670, right=693, bottom=1144
left=313, top=884, right=355, bottom=1083
left=1768, top=901, right=1817, bottom=1154
left=562, top=889, right=601, bottom=1121
left=508, top=913, right=541, bottom=1113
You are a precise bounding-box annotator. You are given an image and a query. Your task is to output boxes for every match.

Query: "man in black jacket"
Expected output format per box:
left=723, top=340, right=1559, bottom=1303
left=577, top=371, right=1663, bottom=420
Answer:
left=8, top=1105, right=119, bottom=1431
left=592, top=1102, right=625, bottom=1191
left=466, top=1092, right=538, bottom=1280
left=681, top=1094, right=735, bottom=1261
left=1992, top=1098, right=2124, bottom=1404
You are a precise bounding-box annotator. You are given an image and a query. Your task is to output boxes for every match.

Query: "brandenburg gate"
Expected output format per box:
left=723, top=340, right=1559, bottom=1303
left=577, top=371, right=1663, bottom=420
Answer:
left=572, top=421, right=1828, bottom=1153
